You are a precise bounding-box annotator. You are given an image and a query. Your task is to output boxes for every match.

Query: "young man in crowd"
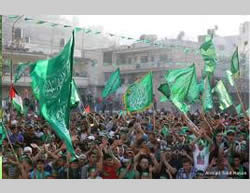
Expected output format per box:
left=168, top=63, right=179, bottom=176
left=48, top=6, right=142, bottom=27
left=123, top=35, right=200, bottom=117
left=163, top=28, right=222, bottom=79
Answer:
left=2, top=109, right=249, bottom=179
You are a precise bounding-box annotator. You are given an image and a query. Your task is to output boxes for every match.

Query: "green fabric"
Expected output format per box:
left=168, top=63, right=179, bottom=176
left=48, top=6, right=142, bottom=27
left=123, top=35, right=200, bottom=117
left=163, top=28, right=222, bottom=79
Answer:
left=24, top=17, right=33, bottom=21
left=202, top=76, right=213, bottom=112
left=70, top=79, right=81, bottom=108
left=200, top=35, right=217, bottom=75
left=41, top=133, right=53, bottom=143
left=29, top=31, right=75, bottom=157
left=51, top=23, right=59, bottom=27
left=198, top=78, right=205, bottom=94
left=158, top=83, right=170, bottom=99
left=102, top=68, right=121, bottom=99
left=12, top=98, right=24, bottom=114
left=8, top=15, right=19, bottom=19
left=11, top=87, right=24, bottom=114
left=235, top=104, right=242, bottom=115
left=160, top=95, right=168, bottom=102
left=74, top=27, right=83, bottom=33
left=124, top=72, right=153, bottom=113
left=0, top=122, right=7, bottom=145
left=213, top=80, right=233, bottom=111
left=14, top=62, right=31, bottom=83
left=36, top=20, right=46, bottom=24
left=231, top=47, right=240, bottom=79
left=165, top=64, right=199, bottom=113
left=161, top=126, right=169, bottom=137
left=179, top=127, right=189, bottom=135
left=118, top=168, right=137, bottom=179
left=226, top=70, right=235, bottom=86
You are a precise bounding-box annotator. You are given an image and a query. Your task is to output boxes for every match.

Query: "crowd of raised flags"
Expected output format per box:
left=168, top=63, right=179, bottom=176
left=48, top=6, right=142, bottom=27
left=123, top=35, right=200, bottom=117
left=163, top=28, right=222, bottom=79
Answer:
left=1, top=29, right=249, bottom=164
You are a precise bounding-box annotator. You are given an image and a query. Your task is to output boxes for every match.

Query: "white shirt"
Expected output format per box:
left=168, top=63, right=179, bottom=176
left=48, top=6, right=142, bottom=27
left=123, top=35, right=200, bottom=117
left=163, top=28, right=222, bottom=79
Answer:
left=193, top=144, right=210, bottom=172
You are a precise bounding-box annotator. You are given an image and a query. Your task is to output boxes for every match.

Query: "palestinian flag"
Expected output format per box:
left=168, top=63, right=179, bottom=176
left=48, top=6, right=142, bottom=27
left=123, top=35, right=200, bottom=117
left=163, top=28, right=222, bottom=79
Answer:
left=84, top=105, right=91, bottom=114
left=9, top=85, right=24, bottom=114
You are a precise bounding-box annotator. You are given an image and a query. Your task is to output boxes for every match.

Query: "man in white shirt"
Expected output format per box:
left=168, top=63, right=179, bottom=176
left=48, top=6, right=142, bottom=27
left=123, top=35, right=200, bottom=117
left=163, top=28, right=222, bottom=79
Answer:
left=191, top=138, right=211, bottom=172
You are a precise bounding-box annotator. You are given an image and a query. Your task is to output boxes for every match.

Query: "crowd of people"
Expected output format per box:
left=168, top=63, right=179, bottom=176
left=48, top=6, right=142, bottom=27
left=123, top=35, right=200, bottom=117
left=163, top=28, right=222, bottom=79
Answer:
left=1, top=107, right=249, bottom=179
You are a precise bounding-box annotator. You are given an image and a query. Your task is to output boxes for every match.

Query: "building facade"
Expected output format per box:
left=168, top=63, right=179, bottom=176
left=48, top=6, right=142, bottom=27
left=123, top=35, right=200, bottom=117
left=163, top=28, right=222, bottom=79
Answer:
left=2, top=16, right=249, bottom=112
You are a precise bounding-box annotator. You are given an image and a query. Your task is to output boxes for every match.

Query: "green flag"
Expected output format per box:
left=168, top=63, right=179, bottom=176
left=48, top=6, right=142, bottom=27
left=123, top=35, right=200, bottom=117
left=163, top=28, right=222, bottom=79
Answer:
left=235, top=104, right=242, bottom=115
left=231, top=47, right=240, bottom=78
left=123, top=72, right=153, bottom=113
left=70, top=79, right=81, bottom=108
left=158, top=83, right=170, bottom=99
left=200, top=35, right=217, bottom=75
left=30, top=31, right=75, bottom=157
left=14, top=62, right=31, bottom=83
left=10, top=85, right=24, bottom=114
left=160, top=95, right=168, bottom=102
left=213, top=80, right=233, bottom=111
left=165, top=64, right=199, bottom=113
left=0, top=122, right=7, bottom=145
left=202, top=76, right=213, bottom=112
left=161, top=126, right=169, bottom=137
left=102, top=68, right=121, bottom=99
left=226, top=70, right=235, bottom=86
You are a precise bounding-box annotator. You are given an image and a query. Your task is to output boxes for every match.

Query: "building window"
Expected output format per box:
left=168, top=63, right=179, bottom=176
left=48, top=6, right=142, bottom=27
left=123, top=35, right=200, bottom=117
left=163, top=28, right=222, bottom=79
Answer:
left=128, top=58, right=132, bottom=64
left=104, top=72, right=111, bottom=82
left=160, top=54, right=168, bottom=62
left=120, top=78, right=125, bottom=84
left=25, top=36, right=30, bottom=43
left=60, top=38, right=65, bottom=47
left=134, top=56, right=138, bottom=63
left=151, top=56, right=154, bottom=62
left=140, top=56, right=148, bottom=63
left=103, top=51, right=112, bottom=64
left=14, top=27, right=23, bottom=40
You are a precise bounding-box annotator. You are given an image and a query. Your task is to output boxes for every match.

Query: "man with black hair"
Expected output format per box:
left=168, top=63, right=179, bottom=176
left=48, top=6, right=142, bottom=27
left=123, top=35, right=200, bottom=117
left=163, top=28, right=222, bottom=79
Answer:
left=176, top=159, right=197, bottom=179
left=231, top=154, right=249, bottom=179
left=29, top=159, right=51, bottom=179
left=101, top=151, right=121, bottom=179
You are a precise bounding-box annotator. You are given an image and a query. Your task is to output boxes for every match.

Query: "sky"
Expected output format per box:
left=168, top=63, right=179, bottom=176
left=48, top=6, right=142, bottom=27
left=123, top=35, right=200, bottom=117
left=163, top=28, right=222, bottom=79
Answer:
left=62, top=15, right=250, bottom=42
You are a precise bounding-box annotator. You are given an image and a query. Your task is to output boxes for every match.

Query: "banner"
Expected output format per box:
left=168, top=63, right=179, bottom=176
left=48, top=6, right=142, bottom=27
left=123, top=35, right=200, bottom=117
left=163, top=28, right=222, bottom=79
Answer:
left=123, top=72, right=153, bottom=113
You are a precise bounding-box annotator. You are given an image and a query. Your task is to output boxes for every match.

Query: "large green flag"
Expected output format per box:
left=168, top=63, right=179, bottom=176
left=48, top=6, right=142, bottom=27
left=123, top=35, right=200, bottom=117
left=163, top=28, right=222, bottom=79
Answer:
left=30, top=31, right=75, bottom=157
left=200, top=35, right=217, bottom=75
left=14, top=62, right=80, bottom=110
left=0, top=122, right=7, bottom=145
left=102, top=68, right=121, bottom=99
left=70, top=79, right=81, bottom=108
left=213, top=80, right=233, bottom=111
left=202, top=76, right=213, bottom=112
left=231, top=47, right=240, bottom=78
left=165, top=64, right=200, bottom=113
left=158, top=83, right=170, bottom=99
left=123, top=72, right=153, bottom=113
left=14, top=62, right=31, bottom=83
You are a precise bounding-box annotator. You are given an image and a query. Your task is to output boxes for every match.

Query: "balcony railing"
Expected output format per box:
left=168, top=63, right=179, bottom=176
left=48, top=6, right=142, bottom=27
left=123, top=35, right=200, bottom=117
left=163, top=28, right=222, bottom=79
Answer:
left=2, top=75, right=89, bottom=88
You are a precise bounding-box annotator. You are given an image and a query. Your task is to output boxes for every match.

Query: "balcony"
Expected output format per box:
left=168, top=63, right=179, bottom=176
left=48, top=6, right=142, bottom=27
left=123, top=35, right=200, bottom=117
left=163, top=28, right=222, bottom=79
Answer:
left=103, top=61, right=191, bottom=74
left=2, top=75, right=89, bottom=88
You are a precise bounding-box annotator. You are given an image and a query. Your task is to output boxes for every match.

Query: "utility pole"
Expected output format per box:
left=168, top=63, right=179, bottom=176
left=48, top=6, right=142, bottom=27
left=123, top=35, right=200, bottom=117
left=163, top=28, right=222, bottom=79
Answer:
left=9, top=15, right=24, bottom=127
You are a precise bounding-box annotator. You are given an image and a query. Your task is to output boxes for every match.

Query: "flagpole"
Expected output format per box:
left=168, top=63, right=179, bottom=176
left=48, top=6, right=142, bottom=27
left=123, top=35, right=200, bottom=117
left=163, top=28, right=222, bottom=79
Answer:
left=67, top=155, right=69, bottom=179
left=234, top=83, right=249, bottom=120
left=2, top=121, right=19, bottom=163
left=9, top=15, right=24, bottom=128
left=200, top=111, right=213, bottom=135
